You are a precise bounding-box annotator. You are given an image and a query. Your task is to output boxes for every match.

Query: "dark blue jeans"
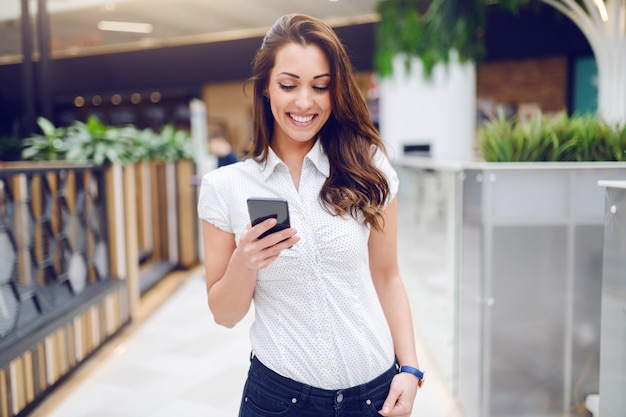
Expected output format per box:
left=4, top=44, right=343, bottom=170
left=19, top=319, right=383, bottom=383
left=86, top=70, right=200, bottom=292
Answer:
left=238, top=355, right=397, bottom=417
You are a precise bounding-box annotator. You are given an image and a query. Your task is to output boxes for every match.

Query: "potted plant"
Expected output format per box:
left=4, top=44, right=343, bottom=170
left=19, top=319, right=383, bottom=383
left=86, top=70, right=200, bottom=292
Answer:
left=373, top=0, right=513, bottom=160
left=478, top=111, right=626, bottom=162
left=19, top=115, right=198, bottom=275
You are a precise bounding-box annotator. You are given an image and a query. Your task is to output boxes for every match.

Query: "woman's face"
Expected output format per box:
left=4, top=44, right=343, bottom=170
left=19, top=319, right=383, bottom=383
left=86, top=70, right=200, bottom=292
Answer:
left=266, top=42, right=332, bottom=145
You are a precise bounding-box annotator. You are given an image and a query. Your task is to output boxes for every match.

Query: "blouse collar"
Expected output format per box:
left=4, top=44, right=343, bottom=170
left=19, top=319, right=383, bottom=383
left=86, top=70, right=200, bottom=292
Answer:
left=259, top=139, right=330, bottom=181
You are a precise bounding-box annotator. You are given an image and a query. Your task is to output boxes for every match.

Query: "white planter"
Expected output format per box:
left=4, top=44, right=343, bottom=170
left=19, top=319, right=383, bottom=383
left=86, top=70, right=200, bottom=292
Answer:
left=379, top=52, right=476, bottom=161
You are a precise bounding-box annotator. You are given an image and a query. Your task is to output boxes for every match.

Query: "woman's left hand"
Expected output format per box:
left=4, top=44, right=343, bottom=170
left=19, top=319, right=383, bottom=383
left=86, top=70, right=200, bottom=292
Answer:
left=378, top=372, right=419, bottom=417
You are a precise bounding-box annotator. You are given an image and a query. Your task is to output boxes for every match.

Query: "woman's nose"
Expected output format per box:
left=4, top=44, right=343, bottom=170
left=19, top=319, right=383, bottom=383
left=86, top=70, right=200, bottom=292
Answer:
left=295, top=89, right=312, bottom=109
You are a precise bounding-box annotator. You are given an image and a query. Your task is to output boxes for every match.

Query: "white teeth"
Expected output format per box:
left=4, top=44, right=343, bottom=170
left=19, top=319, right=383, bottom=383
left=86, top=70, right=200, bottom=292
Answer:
left=290, top=114, right=314, bottom=123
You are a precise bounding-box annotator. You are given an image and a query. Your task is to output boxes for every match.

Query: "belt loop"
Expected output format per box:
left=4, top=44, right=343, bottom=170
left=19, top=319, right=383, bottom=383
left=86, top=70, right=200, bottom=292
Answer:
left=301, top=384, right=310, bottom=402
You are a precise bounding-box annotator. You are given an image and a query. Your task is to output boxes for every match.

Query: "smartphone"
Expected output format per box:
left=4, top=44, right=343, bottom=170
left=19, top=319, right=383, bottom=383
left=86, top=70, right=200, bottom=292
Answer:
left=246, top=197, right=291, bottom=239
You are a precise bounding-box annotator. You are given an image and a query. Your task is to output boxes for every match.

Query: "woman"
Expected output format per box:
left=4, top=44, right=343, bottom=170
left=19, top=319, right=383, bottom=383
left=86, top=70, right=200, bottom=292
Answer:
left=198, top=13, right=422, bottom=417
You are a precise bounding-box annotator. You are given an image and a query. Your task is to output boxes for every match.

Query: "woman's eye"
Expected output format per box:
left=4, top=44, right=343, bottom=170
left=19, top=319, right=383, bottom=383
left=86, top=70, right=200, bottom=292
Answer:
left=313, top=86, right=329, bottom=92
left=279, top=84, right=296, bottom=91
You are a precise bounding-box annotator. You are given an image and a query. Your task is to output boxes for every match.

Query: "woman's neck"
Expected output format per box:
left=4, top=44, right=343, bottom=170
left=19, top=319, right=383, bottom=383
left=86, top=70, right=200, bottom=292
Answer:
left=271, top=136, right=316, bottom=190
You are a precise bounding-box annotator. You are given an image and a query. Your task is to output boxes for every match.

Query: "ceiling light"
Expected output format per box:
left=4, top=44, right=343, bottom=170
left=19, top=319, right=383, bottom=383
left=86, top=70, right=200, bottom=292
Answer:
left=97, top=20, right=153, bottom=34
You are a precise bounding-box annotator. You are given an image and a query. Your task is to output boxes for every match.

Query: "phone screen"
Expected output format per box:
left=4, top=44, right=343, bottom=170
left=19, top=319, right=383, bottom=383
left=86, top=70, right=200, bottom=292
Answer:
left=246, top=197, right=290, bottom=239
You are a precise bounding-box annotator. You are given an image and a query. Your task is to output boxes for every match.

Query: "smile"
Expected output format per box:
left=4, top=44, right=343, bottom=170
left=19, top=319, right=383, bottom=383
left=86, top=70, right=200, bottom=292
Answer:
left=289, top=113, right=315, bottom=123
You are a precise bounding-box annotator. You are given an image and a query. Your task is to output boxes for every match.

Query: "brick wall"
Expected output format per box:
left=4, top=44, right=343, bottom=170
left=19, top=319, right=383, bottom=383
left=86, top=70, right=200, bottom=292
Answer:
left=477, top=55, right=568, bottom=116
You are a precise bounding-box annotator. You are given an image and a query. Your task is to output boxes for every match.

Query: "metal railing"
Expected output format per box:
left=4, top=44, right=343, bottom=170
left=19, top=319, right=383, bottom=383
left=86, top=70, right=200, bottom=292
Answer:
left=0, top=162, right=115, bottom=363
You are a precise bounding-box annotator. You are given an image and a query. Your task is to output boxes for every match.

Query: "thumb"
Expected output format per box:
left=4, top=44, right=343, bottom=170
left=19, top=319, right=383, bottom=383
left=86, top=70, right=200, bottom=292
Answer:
left=379, top=390, right=400, bottom=416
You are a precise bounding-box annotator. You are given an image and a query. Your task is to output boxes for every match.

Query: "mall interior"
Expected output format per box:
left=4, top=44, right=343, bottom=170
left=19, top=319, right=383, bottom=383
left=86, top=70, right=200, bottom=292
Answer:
left=0, top=1, right=625, bottom=417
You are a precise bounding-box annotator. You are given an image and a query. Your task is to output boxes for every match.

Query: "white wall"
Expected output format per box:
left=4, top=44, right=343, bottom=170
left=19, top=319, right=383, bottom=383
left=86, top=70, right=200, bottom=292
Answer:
left=379, top=52, right=477, bottom=161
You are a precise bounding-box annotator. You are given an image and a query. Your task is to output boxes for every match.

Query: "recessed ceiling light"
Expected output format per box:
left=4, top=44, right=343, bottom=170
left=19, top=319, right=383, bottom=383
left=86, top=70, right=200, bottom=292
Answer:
left=97, top=20, right=153, bottom=34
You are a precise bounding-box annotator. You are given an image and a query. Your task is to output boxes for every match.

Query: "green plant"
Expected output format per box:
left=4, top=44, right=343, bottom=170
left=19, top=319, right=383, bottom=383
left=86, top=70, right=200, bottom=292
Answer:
left=478, top=111, right=626, bottom=162
left=151, top=124, right=193, bottom=161
left=605, top=121, right=626, bottom=161
left=21, top=117, right=67, bottom=161
left=64, top=115, right=138, bottom=165
left=127, top=127, right=160, bottom=162
left=374, top=0, right=530, bottom=78
left=20, top=116, right=194, bottom=166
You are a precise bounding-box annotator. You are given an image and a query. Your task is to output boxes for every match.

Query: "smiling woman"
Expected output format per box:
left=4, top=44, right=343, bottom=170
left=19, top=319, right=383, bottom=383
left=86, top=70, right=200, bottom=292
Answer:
left=198, top=13, right=423, bottom=417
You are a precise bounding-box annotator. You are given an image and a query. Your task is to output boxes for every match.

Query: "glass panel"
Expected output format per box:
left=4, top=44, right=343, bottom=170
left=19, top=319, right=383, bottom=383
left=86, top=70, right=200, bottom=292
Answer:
left=489, top=225, right=567, bottom=416
left=396, top=165, right=461, bottom=395
left=571, top=225, right=602, bottom=402
left=598, top=186, right=626, bottom=416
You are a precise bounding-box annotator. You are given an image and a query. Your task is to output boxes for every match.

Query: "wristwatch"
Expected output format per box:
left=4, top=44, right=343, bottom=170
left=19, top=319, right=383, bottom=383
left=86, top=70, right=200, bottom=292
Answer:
left=399, top=365, right=425, bottom=388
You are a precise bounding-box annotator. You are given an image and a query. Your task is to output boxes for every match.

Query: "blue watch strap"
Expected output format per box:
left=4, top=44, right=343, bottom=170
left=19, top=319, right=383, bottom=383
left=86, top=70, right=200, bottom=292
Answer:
left=399, top=365, right=425, bottom=382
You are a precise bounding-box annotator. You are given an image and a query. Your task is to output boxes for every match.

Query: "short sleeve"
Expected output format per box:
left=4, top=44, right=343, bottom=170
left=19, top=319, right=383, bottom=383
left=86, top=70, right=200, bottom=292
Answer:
left=372, top=146, right=399, bottom=206
left=197, top=169, right=232, bottom=233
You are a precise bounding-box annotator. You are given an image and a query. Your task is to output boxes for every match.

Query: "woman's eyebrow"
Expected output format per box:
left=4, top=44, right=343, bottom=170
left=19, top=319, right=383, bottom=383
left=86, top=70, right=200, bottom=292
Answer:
left=277, top=72, right=299, bottom=78
left=276, top=72, right=330, bottom=79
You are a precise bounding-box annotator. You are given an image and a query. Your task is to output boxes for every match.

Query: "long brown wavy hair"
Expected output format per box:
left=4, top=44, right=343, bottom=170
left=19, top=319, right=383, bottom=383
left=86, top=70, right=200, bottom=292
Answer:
left=248, top=14, right=390, bottom=231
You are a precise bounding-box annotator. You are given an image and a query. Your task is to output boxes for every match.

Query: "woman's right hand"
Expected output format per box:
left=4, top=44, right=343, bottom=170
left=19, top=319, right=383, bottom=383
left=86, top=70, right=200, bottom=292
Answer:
left=234, top=218, right=300, bottom=270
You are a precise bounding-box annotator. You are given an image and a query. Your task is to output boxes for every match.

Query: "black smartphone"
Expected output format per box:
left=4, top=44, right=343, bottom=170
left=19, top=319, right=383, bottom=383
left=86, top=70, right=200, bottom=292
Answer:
left=246, top=197, right=291, bottom=239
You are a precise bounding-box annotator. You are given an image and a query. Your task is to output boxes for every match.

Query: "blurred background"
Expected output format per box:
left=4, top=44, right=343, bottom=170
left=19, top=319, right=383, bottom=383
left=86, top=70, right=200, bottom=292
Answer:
left=1, top=2, right=625, bottom=417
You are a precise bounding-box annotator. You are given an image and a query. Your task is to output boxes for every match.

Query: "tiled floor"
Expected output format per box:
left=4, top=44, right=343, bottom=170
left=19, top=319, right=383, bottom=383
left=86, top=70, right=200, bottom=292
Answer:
left=29, top=265, right=462, bottom=417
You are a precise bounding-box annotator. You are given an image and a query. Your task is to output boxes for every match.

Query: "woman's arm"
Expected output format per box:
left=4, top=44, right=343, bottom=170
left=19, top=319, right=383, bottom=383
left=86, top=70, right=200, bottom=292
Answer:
left=202, top=218, right=300, bottom=328
left=368, top=197, right=421, bottom=416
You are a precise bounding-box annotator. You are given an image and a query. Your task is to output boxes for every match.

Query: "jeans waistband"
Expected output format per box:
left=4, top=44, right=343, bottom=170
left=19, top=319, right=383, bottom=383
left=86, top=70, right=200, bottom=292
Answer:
left=249, top=355, right=397, bottom=402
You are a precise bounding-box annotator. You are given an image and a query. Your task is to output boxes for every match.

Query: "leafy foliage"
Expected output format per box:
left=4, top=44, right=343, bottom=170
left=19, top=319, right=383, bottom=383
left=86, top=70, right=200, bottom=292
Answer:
left=21, top=117, right=67, bottom=161
left=150, top=124, right=194, bottom=161
left=374, top=0, right=531, bottom=77
left=64, top=116, right=139, bottom=165
left=21, top=116, right=193, bottom=165
left=478, top=111, right=626, bottom=162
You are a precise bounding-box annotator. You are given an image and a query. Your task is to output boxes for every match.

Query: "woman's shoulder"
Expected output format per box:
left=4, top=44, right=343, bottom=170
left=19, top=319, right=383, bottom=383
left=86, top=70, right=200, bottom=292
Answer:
left=369, top=144, right=392, bottom=168
left=203, top=158, right=255, bottom=179
left=369, top=144, right=399, bottom=194
left=201, top=158, right=261, bottom=190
